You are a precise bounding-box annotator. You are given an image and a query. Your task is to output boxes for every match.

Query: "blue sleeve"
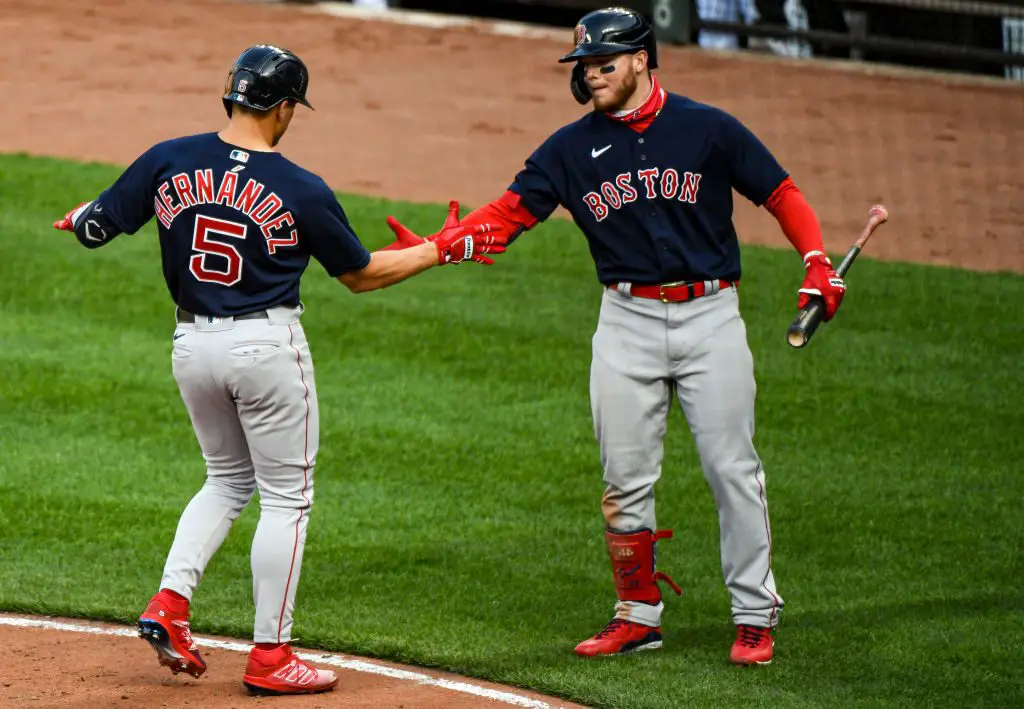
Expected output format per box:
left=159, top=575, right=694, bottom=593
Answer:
left=507, top=135, right=564, bottom=222
left=719, top=111, right=788, bottom=206
left=94, top=147, right=159, bottom=235
left=301, top=185, right=372, bottom=277
left=72, top=201, right=124, bottom=249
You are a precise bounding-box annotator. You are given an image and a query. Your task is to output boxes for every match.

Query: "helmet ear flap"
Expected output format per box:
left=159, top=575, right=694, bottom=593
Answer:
left=570, top=62, right=592, bottom=105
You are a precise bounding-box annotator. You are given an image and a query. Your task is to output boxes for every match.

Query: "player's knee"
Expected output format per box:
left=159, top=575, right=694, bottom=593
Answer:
left=206, top=457, right=256, bottom=478
left=602, top=452, right=659, bottom=491
left=202, top=477, right=256, bottom=508
left=256, top=481, right=314, bottom=510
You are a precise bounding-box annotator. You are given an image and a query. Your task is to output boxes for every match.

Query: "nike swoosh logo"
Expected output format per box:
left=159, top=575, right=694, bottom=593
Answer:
left=173, top=333, right=186, bottom=341
left=591, top=145, right=612, bottom=158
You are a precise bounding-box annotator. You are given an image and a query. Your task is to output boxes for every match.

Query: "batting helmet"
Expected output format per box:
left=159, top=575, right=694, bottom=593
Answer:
left=222, top=45, right=314, bottom=118
left=558, top=7, right=658, bottom=104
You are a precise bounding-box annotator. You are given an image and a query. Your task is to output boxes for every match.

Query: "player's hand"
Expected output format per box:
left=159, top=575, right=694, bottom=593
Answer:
left=430, top=200, right=505, bottom=265
left=53, top=202, right=90, bottom=232
left=380, top=215, right=428, bottom=251
left=382, top=199, right=464, bottom=251
left=384, top=200, right=506, bottom=265
left=798, top=251, right=846, bottom=321
left=432, top=218, right=505, bottom=265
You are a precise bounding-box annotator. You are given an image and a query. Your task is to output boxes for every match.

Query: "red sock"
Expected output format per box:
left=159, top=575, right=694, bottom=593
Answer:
left=157, top=588, right=189, bottom=614
left=255, top=642, right=285, bottom=652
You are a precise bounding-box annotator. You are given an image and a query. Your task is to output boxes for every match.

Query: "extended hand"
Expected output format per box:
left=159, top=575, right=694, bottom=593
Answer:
left=53, top=202, right=90, bottom=232
left=384, top=200, right=506, bottom=265
left=798, top=251, right=846, bottom=321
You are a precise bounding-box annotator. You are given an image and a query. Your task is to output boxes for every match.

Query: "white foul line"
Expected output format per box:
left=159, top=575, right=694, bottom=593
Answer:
left=0, top=615, right=572, bottom=709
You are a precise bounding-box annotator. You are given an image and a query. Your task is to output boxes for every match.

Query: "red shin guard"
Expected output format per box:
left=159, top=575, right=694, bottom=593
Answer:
left=606, top=529, right=683, bottom=604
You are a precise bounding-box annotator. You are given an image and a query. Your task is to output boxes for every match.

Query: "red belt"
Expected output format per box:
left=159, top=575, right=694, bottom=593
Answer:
left=609, top=279, right=736, bottom=303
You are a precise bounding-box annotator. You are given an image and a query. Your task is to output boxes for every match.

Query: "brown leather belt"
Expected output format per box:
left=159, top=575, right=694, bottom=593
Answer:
left=609, top=279, right=736, bottom=303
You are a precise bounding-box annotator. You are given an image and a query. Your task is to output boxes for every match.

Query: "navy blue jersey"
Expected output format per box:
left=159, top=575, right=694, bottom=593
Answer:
left=73, top=132, right=371, bottom=316
left=509, top=94, right=788, bottom=284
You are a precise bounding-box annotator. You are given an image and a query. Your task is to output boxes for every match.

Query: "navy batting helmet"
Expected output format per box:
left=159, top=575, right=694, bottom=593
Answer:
left=558, top=7, right=658, bottom=104
left=222, top=45, right=314, bottom=118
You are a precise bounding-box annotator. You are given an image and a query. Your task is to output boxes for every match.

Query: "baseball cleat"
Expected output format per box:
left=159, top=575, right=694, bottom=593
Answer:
left=242, top=644, right=339, bottom=695
left=574, top=618, right=663, bottom=657
left=137, top=593, right=207, bottom=679
left=729, top=624, right=774, bottom=666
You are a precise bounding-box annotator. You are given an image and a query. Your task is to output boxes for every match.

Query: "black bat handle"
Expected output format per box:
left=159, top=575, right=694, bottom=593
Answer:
left=786, top=299, right=826, bottom=348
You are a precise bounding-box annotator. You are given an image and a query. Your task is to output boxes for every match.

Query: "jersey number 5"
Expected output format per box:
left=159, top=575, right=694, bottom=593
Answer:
left=190, top=215, right=247, bottom=286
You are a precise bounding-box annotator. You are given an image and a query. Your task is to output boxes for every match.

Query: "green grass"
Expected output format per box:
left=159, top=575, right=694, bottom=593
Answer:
left=1, top=152, right=1022, bottom=708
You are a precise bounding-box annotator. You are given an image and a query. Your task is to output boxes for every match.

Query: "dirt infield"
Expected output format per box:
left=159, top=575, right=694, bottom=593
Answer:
left=0, top=615, right=586, bottom=708
left=1, top=0, right=1022, bottom=705
left=3, top=0, right=1022, bottom=272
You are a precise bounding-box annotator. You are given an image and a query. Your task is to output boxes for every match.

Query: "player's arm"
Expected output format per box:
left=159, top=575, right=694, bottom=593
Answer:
left=337, top=242, right=440, bottom=293
left=381, top=193, right=540, bottom=253
left=764, top=180, right=846, bottom=321
left=52, top=149, right=158, bottom=247
left=53, top=201, right=123, bottom=249
left=338, top=218, right=504, bottom=293
left=458, top=191, right=540, bottom=245
left=463, top=142, right=564, bottom=244
left=381, top=139, right=563, bottom=252
left=304, top=188, right=505, bottom=294
left=720, top=112, right=846, bottom=320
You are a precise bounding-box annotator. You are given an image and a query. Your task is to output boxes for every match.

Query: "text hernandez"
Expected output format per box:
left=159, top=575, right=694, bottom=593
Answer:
left=154, top=170, right=297, bottom=254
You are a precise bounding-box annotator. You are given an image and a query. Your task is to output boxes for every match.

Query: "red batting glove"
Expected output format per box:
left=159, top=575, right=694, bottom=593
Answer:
left=432, top=220, right=505, bottom=265
left=53, top=201, right=90, bottom=232
left=385, top=200, right=506, bottom=265
left=383, top=200, right=463, bottom=251
left=798, top=251, right=846, bottom=321
left=381, top=216, right=428, bottom=251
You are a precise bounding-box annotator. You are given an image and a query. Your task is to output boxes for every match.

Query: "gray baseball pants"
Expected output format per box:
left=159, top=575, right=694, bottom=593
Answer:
left=158, top=305, right=317, bottom=644
left=591, top=284, right=783, bottom=629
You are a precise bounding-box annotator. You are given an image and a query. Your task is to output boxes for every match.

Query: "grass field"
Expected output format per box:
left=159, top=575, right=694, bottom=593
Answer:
left=1, top=153, right=1022, bottom=708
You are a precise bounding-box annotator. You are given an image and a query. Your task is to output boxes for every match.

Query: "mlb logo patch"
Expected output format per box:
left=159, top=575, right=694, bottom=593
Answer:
left=229, top=149, right=249, bottom=163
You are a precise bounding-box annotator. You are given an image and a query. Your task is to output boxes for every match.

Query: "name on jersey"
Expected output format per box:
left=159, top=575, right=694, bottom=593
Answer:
left=153, top=170, right=297, bottom=254
left=582, top=168, right=702, bottom=222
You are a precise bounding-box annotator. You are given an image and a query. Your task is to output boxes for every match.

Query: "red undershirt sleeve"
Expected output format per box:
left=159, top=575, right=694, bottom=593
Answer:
left=460, top=190, right=540, bottom=245
left=764, top=177, right=826, bottom=259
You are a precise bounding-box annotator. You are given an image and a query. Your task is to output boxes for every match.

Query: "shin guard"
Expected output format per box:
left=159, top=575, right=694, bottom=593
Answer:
left=606, top=529, right=683, bottom=604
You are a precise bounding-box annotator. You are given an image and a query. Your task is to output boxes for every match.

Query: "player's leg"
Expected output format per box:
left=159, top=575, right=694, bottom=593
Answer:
left=575, top=289, right=682, bottom=657
left=670, top=287, right=783, bottom=665
left=232, top=318, right=317, bottom=646
left=231, top=310, right=337, bottom=694
left=139, top=323, right=257, bottom=678
left=161, top=327, right=258, bottom=594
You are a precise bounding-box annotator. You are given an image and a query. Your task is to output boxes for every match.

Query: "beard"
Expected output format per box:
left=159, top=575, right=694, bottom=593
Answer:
left=592, top=71, right=639, bottom=113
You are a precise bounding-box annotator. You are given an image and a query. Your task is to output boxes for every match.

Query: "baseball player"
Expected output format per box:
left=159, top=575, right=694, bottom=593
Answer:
left=52, top=45, right=503, bottom=695
left=386, top=7, right=846, bottom=666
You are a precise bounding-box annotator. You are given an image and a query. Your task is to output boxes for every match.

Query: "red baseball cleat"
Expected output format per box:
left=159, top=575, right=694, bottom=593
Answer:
left=574, top=618, right=663, bottom=657
left=730, top=625, right=775, bottom=666
left=242, top=644, right=339, bottom=695
left=137, top=592, right=207, bottom=679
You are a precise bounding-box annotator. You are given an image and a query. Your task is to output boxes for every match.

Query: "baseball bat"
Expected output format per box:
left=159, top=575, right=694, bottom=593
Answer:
left=786, top=204, right=889, bottom=349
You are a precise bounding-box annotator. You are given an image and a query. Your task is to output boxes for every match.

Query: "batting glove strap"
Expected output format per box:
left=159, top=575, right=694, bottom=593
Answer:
left=798, top=256, right=847, bottom=321
left=802, top=250, right=831, bottom=267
